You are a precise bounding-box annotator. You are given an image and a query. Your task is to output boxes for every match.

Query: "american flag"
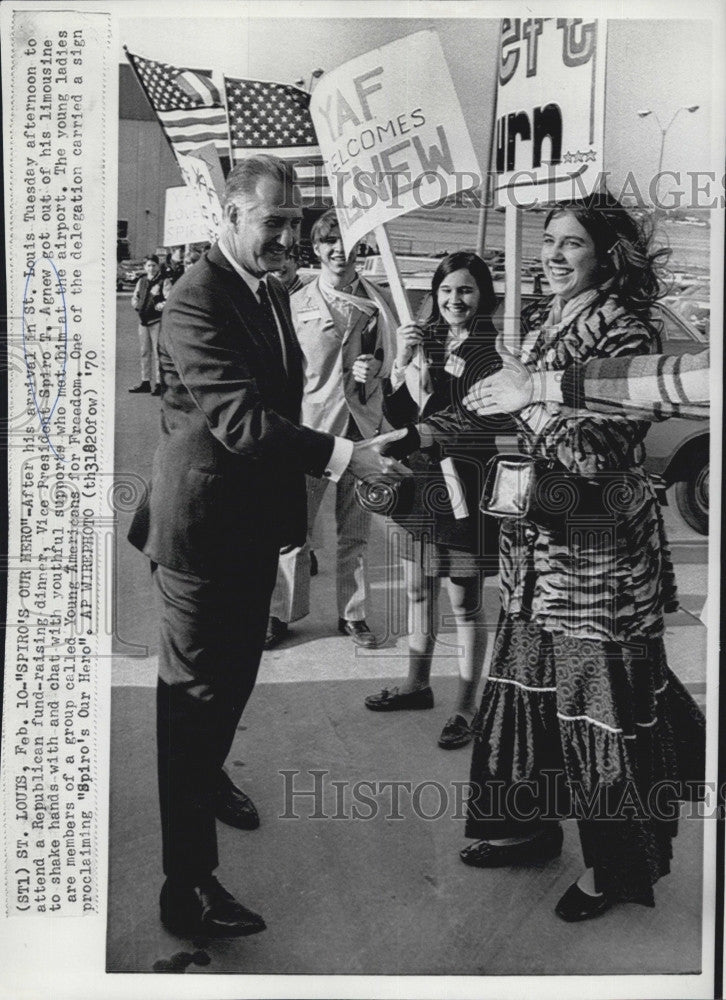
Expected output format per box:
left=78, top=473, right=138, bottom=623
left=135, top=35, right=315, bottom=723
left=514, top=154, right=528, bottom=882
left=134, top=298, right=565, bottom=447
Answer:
left=224, top=76, right=330, bottom=203
left=125, top=49, right=230, bottom=166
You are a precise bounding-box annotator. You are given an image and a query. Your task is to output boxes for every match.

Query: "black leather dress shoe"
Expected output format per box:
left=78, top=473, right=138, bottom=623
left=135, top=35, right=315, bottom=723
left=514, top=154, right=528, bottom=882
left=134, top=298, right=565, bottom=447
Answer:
left=264, top=615, right=289, bottom=650
left=460, top=825, right=563, bottom=868
left=215, top=771, right=260, bottom=830
left=151, top=383, right=162, bottom=397
left=160, top=877, right=266, bottom=938
left=555, top=881, right=612, bottom=922
left=128, top=380, right=151, bottom=394
left=364, top=686, right=434, bottom=712
left=338, top=618, right=377, bottom=648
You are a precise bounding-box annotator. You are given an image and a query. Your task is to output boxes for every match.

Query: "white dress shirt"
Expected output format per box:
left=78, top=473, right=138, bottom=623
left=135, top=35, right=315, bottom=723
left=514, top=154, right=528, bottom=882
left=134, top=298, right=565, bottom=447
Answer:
left=217, top=241, right=352, bottom=480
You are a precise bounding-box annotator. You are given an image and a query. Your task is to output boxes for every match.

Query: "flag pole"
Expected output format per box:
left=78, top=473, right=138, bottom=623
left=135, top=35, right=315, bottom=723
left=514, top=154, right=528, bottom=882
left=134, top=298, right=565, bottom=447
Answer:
left=475, top=23, right=502, bottom=258
left=373, top=224, right=413, bottom=326
left=221, top=74, right=234, bottom=171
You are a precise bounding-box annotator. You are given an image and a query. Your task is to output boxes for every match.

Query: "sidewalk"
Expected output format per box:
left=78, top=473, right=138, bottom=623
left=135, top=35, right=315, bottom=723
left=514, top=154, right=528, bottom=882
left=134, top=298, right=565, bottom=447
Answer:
left=107, top=488, right=709, bottom=976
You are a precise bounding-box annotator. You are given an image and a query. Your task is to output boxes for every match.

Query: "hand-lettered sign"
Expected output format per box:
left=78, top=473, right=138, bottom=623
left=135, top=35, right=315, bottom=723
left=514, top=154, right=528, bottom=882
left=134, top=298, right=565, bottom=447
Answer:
left=494, top=18, right=607, bottom=203
left=310, top=30, right=482, bottom=254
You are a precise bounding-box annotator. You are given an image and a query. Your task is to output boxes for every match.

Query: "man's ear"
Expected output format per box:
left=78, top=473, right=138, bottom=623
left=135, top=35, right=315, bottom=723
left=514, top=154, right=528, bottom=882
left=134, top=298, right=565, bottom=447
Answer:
left=225, top=201, right=239, bottom=227
left=312, top=242, right=322, bottom=262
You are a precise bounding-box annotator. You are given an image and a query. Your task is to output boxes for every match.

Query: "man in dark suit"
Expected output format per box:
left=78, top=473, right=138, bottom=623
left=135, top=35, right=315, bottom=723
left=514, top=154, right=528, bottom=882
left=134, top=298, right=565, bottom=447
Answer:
left=129, top=154, right=408, bottom=938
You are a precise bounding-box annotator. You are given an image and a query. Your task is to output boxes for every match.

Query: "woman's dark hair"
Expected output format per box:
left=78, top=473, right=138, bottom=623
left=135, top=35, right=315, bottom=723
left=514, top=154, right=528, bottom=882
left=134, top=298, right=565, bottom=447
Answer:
left=425, top=251, right=497, bottom=331
left=544, top=191, right=671, bottom=315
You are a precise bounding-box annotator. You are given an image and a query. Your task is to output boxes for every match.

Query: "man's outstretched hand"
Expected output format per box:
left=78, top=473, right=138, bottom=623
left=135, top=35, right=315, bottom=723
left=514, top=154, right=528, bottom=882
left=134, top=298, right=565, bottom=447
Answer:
left=349, top=428, right=413, bottom=481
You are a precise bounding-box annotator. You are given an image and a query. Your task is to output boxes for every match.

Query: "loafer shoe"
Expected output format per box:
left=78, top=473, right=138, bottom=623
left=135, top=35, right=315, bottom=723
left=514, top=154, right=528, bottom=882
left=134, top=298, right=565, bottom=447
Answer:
left=128, top=380, right=151, bottom=394
left=160, top=877, right=266, bottom=938
left=460, top=825, right=563, bottom=868
left=438, top=714, right=473, bottom=749
left=364, top=685, right=434, bottom=712
left=264, top=615, right=289, bottom=650
left=555, top=881, right=612, bottom=923
left=215, top=771, right=260, bottom=830
left=338, top=618, right=377, bottom=648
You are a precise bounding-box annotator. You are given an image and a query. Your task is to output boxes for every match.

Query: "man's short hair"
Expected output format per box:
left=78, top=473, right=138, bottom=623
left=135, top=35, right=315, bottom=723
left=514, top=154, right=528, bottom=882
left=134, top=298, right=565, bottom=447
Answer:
left=310, top=207, right=342, bottom=245
left=223, top=155, right=297, bottom=208
left=145, top=254, right=160, bottom=265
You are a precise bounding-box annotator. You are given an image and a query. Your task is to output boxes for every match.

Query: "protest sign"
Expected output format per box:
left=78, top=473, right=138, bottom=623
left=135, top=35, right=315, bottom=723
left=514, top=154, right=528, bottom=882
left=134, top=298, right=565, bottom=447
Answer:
left=310, top=29, right=483, bottom=256
left=175, top=148, right=224, bottom=241
left=163, top=186, right=210, bottom=246
left=494, top=17, right=607, bottom=203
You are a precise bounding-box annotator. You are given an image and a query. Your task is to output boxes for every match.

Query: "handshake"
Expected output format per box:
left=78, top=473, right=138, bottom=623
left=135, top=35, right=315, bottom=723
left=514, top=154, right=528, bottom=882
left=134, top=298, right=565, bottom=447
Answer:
left=348, top=426, right=417, bottom=482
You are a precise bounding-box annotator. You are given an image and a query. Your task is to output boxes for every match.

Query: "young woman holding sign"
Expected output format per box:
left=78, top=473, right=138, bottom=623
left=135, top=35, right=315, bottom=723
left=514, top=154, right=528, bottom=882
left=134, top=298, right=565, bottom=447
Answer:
left=363, top=251, right=503, bottom=750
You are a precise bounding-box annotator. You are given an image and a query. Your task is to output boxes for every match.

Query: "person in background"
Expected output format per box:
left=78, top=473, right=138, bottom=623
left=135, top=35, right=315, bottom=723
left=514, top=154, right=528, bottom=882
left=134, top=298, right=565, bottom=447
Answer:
left=183, top=247, right=202, bottom=272
left=463, top=340, right=709, bottom=420
left=264, top=208, right=397, bottom=650
left=162, top=245, right=185, bottom=299
left=272, top=247, right=306, bottom=295
left=129, top=254, right=165, bottom=396
left=364, top=252, right=502, bottom=750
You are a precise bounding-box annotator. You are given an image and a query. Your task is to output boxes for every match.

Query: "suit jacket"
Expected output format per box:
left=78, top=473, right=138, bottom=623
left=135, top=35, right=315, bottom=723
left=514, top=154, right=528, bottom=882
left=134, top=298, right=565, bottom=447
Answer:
left=290, top=275, right=396, bottom=439
left=128, top=244, right=335, bottom=577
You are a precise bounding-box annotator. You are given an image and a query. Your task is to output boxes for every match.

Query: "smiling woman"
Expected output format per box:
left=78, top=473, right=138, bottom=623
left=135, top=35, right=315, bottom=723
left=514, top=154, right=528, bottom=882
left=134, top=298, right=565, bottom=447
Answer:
left=454, top=192, right=706, bottom=924
left=541, top=214, right=600, bottom=301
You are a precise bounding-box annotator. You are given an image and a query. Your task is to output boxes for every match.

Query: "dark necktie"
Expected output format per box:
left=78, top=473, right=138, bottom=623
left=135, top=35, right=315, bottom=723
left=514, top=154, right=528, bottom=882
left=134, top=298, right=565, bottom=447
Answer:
left=257, top=280, right=285, bottom=370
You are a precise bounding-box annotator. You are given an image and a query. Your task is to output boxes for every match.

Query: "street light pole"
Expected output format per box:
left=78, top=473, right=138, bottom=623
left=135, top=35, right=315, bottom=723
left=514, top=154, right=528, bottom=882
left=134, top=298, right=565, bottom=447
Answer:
left=637, top=105, right=700, bottom=176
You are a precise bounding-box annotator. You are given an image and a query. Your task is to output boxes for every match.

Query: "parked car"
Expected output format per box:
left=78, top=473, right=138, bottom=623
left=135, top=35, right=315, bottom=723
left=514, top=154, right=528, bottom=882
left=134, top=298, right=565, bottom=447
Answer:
left=365, top=261, right=710, bottom=535
left=116, top=259, right=146, bottom=291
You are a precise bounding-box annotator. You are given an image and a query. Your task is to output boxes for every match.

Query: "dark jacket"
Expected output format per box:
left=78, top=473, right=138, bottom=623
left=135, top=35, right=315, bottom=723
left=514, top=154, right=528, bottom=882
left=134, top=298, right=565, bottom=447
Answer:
left=384, top=319, right=507, bottom=557
left=128, top=244, right=335, bottom=576
left=132, top=274, right=165, bottom=326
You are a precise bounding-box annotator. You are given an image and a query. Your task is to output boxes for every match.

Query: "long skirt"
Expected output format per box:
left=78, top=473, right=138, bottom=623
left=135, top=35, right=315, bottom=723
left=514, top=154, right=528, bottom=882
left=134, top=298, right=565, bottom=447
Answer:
left=465, top=615, right=706, bottom=903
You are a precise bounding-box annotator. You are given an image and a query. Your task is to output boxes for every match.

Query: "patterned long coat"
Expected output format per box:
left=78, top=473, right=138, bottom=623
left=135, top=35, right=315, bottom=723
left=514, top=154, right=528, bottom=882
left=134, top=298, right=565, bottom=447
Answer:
left=499, top=290, right=678, bottom=642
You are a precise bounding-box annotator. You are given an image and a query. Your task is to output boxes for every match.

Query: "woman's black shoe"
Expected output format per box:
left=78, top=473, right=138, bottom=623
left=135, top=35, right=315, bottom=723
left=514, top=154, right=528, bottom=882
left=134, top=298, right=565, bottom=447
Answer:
left=460, top=825, right=563, bottom=868
left=554, top=881, right=612, bottom=922
left=438, top=714, right=473, bottom=749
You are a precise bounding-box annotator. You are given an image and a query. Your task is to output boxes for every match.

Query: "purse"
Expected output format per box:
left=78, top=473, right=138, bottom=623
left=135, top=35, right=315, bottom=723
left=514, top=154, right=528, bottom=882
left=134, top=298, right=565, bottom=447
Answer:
left=479, top=453, right=639, bottom=533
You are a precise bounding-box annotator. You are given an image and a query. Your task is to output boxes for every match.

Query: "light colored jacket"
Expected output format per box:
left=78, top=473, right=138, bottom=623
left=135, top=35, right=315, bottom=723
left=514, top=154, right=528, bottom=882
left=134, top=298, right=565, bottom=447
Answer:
left=291, top=274, right=397, bottom=439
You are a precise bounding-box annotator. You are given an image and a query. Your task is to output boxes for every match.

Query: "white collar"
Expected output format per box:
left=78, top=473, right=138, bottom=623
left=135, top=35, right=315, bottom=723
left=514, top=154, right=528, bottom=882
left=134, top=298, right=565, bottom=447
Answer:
left=218, top=241, right=265, bottom=298
left=319, top=270, right=359, bottom=297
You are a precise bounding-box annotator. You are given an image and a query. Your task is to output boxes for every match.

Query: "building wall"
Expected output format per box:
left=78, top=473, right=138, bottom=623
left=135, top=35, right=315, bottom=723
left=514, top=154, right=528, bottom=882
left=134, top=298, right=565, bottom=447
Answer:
left=118, top=64, right=184, bottom=258
left=118, top=118, right=181, bottom=258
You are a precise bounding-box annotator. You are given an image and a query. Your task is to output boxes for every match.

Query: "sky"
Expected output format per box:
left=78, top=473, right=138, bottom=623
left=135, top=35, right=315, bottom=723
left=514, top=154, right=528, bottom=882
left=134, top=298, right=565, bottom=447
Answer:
left=118, top=8, right=718, bottom=198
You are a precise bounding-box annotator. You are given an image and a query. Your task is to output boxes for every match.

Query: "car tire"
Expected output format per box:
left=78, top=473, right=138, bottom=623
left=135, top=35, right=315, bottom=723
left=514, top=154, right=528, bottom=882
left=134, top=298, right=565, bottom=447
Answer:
left=674, top=442, right=709, bottom=535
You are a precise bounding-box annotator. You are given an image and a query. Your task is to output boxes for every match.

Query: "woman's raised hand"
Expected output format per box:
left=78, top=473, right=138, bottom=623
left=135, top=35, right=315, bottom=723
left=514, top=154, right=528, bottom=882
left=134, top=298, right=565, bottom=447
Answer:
left=396, top=323, right=425, bottom=367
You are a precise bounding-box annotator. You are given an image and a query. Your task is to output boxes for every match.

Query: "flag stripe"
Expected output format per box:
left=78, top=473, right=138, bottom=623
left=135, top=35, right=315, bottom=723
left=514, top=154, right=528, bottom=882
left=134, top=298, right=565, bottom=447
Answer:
left=126, top=50, right=228, bottom=162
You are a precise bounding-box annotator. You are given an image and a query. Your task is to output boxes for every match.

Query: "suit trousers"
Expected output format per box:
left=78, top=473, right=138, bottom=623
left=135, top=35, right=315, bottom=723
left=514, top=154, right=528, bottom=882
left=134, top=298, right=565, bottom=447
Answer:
left=269, top=469, right=372, bottom=623
left=153, top=546, right=279, bottom=885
